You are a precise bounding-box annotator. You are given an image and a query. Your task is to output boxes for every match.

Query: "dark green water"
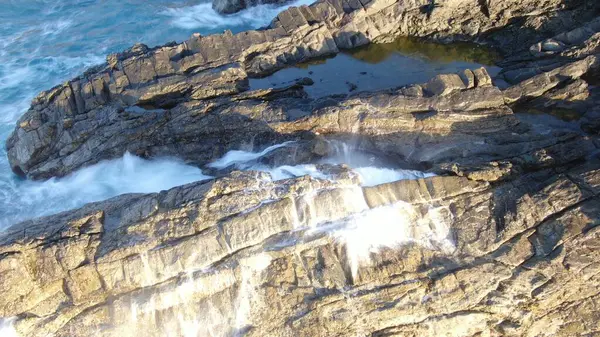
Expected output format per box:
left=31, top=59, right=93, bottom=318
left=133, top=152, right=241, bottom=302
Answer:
left=250, top=36, right=502, bottom=98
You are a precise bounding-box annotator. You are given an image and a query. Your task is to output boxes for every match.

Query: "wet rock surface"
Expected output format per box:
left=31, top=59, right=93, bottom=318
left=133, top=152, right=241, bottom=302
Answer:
left=1, top=162, right=599, bottom=336
left=7, top=0, right=600, bottom=180
left=2, top=0, right=600, bottom=336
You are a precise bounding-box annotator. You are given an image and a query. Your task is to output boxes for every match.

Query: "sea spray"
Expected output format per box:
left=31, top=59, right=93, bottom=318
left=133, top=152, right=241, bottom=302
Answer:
left=234, top=254, right=272, bottom=333
left=330, top=202, right=456, bottom=278
left=162, top=0, right=315, bottom=30
left=112, top=254, right=271, bottom=337
left=0, top=152, right=211, bottom=229
left=0, top=318, right=18, bottom=337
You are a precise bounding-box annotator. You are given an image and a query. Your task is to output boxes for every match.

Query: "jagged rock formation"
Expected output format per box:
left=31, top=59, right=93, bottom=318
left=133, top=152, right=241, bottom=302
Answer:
left=6, top=0, right=600, bottom=180
left=2, top=0, right=600, bottom=336
left=6, top=56, right=598, bottom=181
left=1, top=160, right=599, bottom=336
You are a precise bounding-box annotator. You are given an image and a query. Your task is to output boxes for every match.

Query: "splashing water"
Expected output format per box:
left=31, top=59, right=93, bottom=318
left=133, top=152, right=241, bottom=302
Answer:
left=234, top=254, right=272, bottom=332
left=115, top=253, right=271, bottom=337
left=0, top=318, right=18, bottom=337
left=261, top=164, right=330, bottom=181
left=124, top=268, right=233, bottom=337
left=162, top=0, right=315, bottom=30
left=332, top=202, right=456, bottom=278
left=210, top=142, right=453, bottom=279
left=0, top=140, right=433, bottom=230
left=353, top=167, right=436, bottom=187
left=0, top=153, right=211, bottom=229
left=208, top=141, right=436, bottom=186
left=0, top=0, right=313, bottom=231
left=208, top=142, right=296, bottom=169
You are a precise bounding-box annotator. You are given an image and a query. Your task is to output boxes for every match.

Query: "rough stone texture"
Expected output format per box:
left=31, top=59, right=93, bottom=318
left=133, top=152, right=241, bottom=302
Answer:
left=6, top=58, right=599, bottom=182
left=3, top=0, right=600, bottom=336
left=6, top=0, right=600, bottom=180
left=500, top=14, right=600, bottom=84
left=0, top=161, right=599, bottom=337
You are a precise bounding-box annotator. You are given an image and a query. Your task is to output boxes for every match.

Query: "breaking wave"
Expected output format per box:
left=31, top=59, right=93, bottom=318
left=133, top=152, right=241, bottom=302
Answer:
left=162, top=0, right=315, bottom=30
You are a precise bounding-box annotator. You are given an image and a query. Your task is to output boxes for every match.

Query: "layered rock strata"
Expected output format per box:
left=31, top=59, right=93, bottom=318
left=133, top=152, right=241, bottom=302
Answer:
left=2, top=0, right=600, bottom=336
left=7, top=0, right=600, bottom=180
left=1, top=160, right=599, bottom=336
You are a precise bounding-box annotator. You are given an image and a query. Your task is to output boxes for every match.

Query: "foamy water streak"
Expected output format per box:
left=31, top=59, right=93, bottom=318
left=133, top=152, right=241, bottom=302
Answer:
left=209, top=141, right=436, bottom=186
left=0, top=318, right=18, bottom=337
left=208, top=142, right=295, bottom=169
left=0, top=153, right=211, bottom=229
left=117, top=254, right=271, bottom=337
left=354, top=167, right=436, bottom=187
left=235, top=254, right=272, bottom=331
left=163, top=0, right=315, bottom=30
left=258, top=164, right=329, bottom=181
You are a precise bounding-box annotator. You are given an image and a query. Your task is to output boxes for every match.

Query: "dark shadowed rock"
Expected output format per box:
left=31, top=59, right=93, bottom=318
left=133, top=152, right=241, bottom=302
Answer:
left=6, top=0, right=600, bottom=180
left=213, top=0, right=293, bottom=14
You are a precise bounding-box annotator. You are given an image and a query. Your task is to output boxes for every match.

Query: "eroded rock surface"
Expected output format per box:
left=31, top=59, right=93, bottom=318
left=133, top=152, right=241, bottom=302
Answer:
left=0, top=160, right=599, bottom=336
left=6, top=0, right=600, bottom=180
left=2, top=0, right=600, bottom=336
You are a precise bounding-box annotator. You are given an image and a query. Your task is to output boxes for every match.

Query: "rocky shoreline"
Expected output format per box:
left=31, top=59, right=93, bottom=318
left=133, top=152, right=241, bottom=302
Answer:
left=6, top=0, right=600, bottom=180
left=2, top=0, right=600, bottom=336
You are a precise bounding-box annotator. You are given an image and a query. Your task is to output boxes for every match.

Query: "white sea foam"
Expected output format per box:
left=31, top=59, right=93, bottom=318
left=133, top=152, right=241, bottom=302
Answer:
left=354, top=167, right=436, bottom=187
left=208, top=141, right=436, bottom=186
left=162, top=0, right=315, bottom=30
left=0, top=152, right=211, bottom=229
left=208, top=141, right=295, bottom=169
left=0, top=318, right=18, bottom=337
left=259, top=164, right=329, bottom=181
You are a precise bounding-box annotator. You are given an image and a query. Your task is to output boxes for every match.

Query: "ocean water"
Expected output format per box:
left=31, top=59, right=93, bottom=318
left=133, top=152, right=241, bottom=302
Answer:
left=0, top=0, right=312, bottom=229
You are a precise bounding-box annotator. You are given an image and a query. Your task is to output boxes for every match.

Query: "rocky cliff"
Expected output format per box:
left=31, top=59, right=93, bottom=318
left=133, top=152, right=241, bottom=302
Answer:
left=2, top=0, right=600, bottom=336
left=1, top=161, right=599, bottom=336
left=6, top=0, right=600, bottom=180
